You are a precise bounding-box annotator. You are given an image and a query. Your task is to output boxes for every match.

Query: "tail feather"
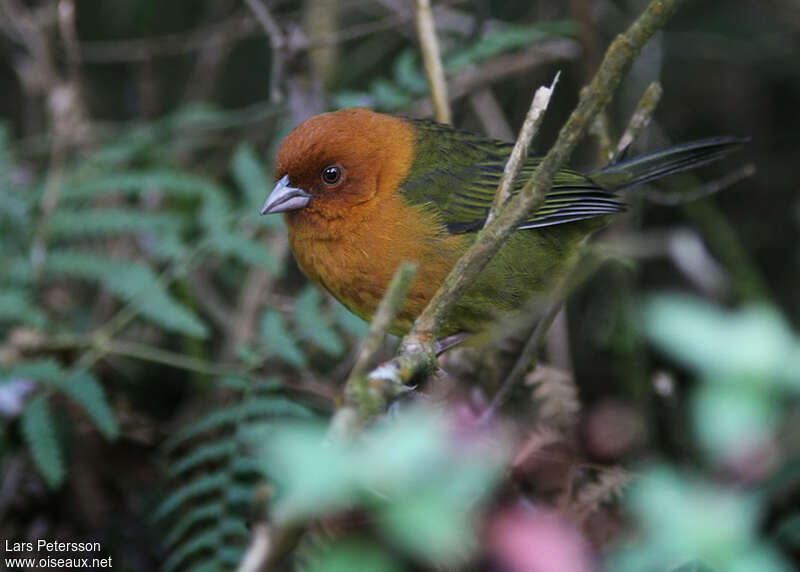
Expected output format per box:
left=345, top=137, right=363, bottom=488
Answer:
left=589, top=136, right=750, bottom=192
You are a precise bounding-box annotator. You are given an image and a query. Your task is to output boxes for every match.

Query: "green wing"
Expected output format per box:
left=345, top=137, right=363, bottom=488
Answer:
left=399, top=119, right=624, bottom=234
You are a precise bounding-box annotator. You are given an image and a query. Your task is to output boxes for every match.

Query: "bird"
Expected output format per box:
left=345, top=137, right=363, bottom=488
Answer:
left=260, top=108, right=744, bottom=341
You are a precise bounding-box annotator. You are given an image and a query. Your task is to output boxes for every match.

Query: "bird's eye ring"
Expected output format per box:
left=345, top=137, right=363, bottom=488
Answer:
left=321, top=165, right=343, bottom=186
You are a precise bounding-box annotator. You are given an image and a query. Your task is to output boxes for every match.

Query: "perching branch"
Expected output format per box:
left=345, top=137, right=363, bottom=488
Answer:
left=414, top=0, right=451, bottom=124
left=614, top=81, right=663, bottom=160
left=338, top=262, right=418, bottom=427
left=486, top=72, right=560, bottom=225
left=369, top=0, right=687, bottom=389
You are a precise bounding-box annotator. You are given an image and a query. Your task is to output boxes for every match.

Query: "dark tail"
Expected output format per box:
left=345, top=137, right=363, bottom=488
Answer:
left=589, top=136, right=750, bottom=192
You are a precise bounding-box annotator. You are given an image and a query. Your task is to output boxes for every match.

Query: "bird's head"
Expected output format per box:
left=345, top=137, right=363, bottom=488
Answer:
left=261, top=108, right=415, bottom=223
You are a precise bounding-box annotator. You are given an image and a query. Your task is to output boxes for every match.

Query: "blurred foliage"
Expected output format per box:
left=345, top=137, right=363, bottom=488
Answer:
left=0, top=0, right=798, bottom=571
left=606, top=295, right=800, bottom=571
left=256, top=406, right=505, bottom=568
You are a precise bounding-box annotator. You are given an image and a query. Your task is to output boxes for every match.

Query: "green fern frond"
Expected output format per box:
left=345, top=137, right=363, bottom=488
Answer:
left=164, top=394, right=311, bottom=453
left=45, top=250, right=207, bottom=338
left=5, top=359, right=63, bottom=380
left=167, top=441, right=234, bottom=477
left=162, top=528, right=219, bottom=572
left=61, top=170, right=233, bottom=235
left=58, top=370, right=119, bottom=440
left=232, top=143, right=271, bottom=207
left=163, top=503, right=221, bottom=548
left=334, top=302, right=369, bottom=338
left=7, top=360, right=118, bottom=440
left=0, top=289, right=45, bottom=327
left=295, top=287, right=345, bottom=356
left=0, top=255, right=33, bottom=285
left=163, top=404, right=243, bottom=453
left=49, top=209, right=186, bottom=239
left=230, top=456, right=261, bottom=477
left=222, top=482, right=254, bottom=508
left=207, top=233, right=281, bottom=274
left=21, top=395, right=64, bottom=488
left=63, top=170, right=224, bottom=202
left=153, top=473, right=227, bottom=522
left=243, top=396, right=314, bottom=419
left=186, top=561, right=223, bottom=572
left=214, top=546, right=245, bottom=569
left=219, top=517, right=249, bottom=536
left=260, top=310, right=307, bottom=367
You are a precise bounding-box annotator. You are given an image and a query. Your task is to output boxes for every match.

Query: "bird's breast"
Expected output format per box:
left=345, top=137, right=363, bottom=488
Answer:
left=285, top=196, right=467, bottom=333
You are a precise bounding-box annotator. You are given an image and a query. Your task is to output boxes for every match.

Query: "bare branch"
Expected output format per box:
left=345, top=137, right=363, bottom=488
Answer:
left=414, top=0, right=451, bottom=123
left=244, top=0, right=286, bottom=103
left=486, top=72, right=560, bottom=225
left=614, top=80, right=663, bottom=160
left=346, top=262, right=418, bottom=396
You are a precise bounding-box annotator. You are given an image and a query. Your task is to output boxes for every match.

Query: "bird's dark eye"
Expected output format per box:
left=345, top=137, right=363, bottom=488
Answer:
left=321, top=165, right=343, bottom=186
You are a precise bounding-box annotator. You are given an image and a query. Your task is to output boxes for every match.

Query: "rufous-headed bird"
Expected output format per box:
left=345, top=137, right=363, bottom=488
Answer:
left=260, top=108, right=744, bottom=340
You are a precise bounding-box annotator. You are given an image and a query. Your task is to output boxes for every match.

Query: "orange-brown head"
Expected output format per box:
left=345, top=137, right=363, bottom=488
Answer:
left=260, top=108, right=467, bottom=333
left=261, top=108, right=416, bottom=233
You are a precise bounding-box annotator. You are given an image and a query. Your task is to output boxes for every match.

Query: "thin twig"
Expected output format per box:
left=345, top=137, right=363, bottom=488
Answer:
left=345, top=262, right=418, bottom=400
left=0, top=0, right=58, bottom=83
left=478, top=249, right=606, bottom=423
left=369, top=0, right=687, bottom=390
left=469, top=88, right=514, bottom=141
left=244, top=0, right=286, bottom=103
left=641, top=163, right=756, bottom=206
left=57, top=0, right=80, bottom=78
left=486, top=72, right=560, bottom=225
left=613, top=80, right=663, bottom=161
left=589, top=110, right=615, bottom=162
left=414, top=0, right=451, bottom=123
left=480, top=301, right=564, bottom=424
left=409, top=39, right=580, bottom=117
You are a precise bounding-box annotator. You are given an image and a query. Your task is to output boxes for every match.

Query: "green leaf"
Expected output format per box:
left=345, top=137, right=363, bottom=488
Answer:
left=162, top=527, right=218, bottom=572
left=642, top=295, right=800, bottom=388
left=21, top=395, right=64, bottom=488
left=208, top=233, right=280, bottom=274
left=8, top=361, right=117, bottom=440
left=167, top=441, right=234, bottom=476
left=610, top=465, right=793, bottom=572
left=153, top=473, right=226, bottom=521
left=49, top=209, right=185, bottom=239
left=392, top=50, right=427, bottom=94
left=45, top=250, right=207, bottom=338
left=0, top=289, right=45, bottom=327
left=232, top=143, right=272, bottom=209
left=445, top=21, right=577, bottom=71
left=670, top=560, right=716, bottom=572
left=379, top=487, right=473, bottom=563
left=59, top=370, right=119, bottom=440
left=691, top=383, right=778, bottom=459
left=295, top=287, right=344, bottom=357
left=308, top=539, right=400, bottom=572
left=334, top=302, right=369, bottom=338
left=163, top=502, right=222, bottom=548
left=260, top=310, right=306, bottom=367
left=371, top=79, right=412, bottom=110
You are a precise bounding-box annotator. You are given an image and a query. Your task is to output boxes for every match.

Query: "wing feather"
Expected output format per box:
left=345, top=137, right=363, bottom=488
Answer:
left=400, top=119, right=624, bottom=234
